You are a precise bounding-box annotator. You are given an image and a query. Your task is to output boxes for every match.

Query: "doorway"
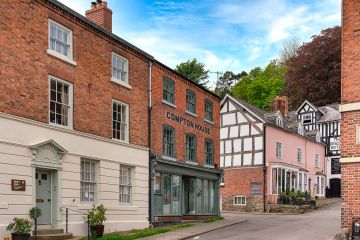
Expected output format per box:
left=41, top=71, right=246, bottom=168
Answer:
left=183, top=177, right=196, bottom=215
left=329, top=178, right=341, bottom=198
left=36, top=169, right=52, bottom=225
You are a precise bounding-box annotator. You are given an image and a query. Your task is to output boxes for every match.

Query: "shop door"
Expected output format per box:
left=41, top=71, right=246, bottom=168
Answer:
left=329, top=178, right=341, bottom=198
left=36, top=170, right=52, bottom=225
left=183, top=177, right=196, bottom=215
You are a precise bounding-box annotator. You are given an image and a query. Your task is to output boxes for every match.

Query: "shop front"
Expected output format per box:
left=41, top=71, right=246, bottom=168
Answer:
left=152, top=159, right=221, bottom=222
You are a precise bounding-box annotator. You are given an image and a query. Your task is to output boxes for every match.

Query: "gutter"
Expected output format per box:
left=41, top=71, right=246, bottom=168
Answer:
left=147, top=60, right=154, bottom=226
left=263, top=123, right=267, bottom=212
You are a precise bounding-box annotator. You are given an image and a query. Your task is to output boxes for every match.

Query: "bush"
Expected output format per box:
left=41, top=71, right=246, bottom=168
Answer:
left=85, top=204, right=107, bottom=226
left=29, top=207, right=42, bottom=219
left=6, top=218, right=32, bottom=235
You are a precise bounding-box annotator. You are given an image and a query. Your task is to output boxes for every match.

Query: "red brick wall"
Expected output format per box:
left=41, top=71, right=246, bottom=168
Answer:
left=341, top=0, right=360, bottom=231
left=220, top=167, right=264, bottom=212
left=85, top=2, right=113, bottom=32
left=151, top=63, right=220, bottom=167
left=0, top=1, right=149, bottom=147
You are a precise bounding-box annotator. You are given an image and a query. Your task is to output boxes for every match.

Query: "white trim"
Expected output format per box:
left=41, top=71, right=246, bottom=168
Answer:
left=162, top=100, right=176, bottom=108
left=339, top=102, right=360, bottom=112
left=186, top=110, right=198, bottom=118
left=48, top=19, right=75, bottom=65
left=204, top=119, right=214, bottom=125
left=186, top=160, right=198, bottom=166
left=233, top=195, right=246, bottom=206
left=111, top=77, right=132, bottom=89
left=162, top=155, right=177, bottom=161
left=0, top=112, right=148, bottom=151
left=340, top=157, right=360, bottom=163
left=221, top=94, right=266, bottom=123
left=48, top=75, right=73, bottom=130
left=295, top=100, right=324, bottom=115
left=111, top=52, right=129, bottom=84
left=112, top=99, right=130, bottom=143
left=276, top=141, right=283, bottom=159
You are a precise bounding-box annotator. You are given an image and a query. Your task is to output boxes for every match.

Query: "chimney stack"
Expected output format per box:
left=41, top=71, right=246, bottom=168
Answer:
left=85, top=0, right=113, bottom=32
left=269, top=96, right=288, bottom=117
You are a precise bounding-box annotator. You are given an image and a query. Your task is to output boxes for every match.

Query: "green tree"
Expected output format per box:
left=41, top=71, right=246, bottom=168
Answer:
left=214, top=71, right=247, bottom=98
left=232, top=61, right=286, bottom=110
left=175, top=58, right=209, bottom=87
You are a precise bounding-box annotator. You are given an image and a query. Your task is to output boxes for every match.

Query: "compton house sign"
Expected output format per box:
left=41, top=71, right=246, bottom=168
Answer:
left=166, top=111, right=211, bottom=134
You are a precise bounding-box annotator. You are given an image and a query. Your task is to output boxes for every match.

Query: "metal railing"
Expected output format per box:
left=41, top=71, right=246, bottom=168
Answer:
left=60, top=207, right=91, bottom=240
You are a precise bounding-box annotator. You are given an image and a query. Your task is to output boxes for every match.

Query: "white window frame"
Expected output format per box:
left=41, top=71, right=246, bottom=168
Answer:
left=80, top=160, right=97, bottom=203
left=315, top=153, right=319, bottom=168
left=233, top=195, right=246, bottom=206
left=47, top=19, right=76, bottom=65
left=119, top=165, right=133, bottom=204
left=111, top=53, right=131, bottom=89
left=297, top=148, right=303, bottom=162
left=48, top=76, right=73, bottom=129
left=302, top=113, right=312, bottom=124
left=276, top=142, right=283, bottom=159
left=112, top=100, right=130, bottom=143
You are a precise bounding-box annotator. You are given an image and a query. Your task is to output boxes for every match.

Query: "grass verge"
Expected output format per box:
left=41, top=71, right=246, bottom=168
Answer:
left=83, top=223, right=194, bottom=240
left=202, top=216, right=224, bottom=223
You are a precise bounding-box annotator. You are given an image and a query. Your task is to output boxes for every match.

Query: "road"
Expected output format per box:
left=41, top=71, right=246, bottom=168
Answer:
left=192, top=200, right=340, bottom=240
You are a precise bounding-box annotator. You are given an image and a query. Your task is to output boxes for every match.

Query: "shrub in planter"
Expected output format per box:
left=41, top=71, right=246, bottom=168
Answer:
left=7, top=218, right=32, bottom=240
left=85, top=204, right=107, bottom=238
left=310, top=199, right=317, bottom=207
left=29, top=207, right=42, bottom=220
left=289, top=190, right=298, bottom=205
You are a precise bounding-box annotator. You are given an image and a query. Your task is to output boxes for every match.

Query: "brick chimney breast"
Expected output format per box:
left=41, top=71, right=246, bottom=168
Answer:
left=269, top=96, right=288, bottom=117
left=85, top=1, right=113, bottom=32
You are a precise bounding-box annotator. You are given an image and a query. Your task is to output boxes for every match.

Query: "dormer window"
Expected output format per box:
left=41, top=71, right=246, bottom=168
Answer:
left=276, top=115, right=283, bottom=127
left=302, top=113, right=312, bottom=124
left=298, top=123, right=304, bottom=136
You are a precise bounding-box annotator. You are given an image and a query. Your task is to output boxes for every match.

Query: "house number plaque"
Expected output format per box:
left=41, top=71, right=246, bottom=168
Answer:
left=11, top=179, right=26, bottom=191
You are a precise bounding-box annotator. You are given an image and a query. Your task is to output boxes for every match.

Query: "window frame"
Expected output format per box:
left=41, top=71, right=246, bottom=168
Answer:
left=111, top=52, right=131, bottom=88
left=162, top=125, right=175, bottom=159
left=48, top=75, right=73, bottom=129
left=186, top=134, right=197, bottom=163
left=204, top=99, right=214, bottom=123
left=112, top=100, right=130, bottom=143
left=119, top=165, right=133, bottom=204
left=315, top=153, right=319, bottom=168
left=80, top=160, right=97, bottom=203
left=233, top=195, right=246, bottom=206
left=302, top=113, right=312, bottom=124
left=276, top=142, right=283, bottom=159
left=186, top=89, right=197, bottom=116
left=297, top=148, right=303, bottom=162
left=162, top=77, right=175, bottom=106
left=205, top=139, right=214, bottom=166
left=47, top=19, right=75, bottom=65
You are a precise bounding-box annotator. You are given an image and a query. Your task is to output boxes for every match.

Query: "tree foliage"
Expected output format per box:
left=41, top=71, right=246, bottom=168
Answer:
left=214, top=71, right=247, bottom=98
left=175, top=58, right=209, bottom=87
left=282, top=26, right=341, bottom=109
left=279, top=38, right=301, bottom=64
left=232, top=61, right=286, bottom=110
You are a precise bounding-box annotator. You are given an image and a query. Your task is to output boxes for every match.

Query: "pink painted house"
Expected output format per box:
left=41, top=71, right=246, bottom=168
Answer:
left=220, top=95, right=326, bottom=212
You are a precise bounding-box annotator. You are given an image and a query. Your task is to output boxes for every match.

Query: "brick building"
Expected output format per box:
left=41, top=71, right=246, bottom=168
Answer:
left=340, top=0, right=360, bottom=233
left=220, top=95, right=326, bottom=212
left=149, top=61, right=221, bottom=223
left=0, top=0, right=153, bottom=238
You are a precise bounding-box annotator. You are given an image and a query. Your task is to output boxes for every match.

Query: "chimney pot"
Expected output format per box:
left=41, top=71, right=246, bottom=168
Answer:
left=85, top=1, right=112, bottom=32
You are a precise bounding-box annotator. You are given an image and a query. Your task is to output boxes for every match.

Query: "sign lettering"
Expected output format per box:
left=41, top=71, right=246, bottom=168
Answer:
left=11, top=179, right=26, bottom=191
left=166, top=112, right=211, bottom=135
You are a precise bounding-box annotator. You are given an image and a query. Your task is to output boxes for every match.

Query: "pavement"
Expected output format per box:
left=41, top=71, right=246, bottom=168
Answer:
left=141, top=216, right=246, bottom=240
left=144, top=198, right=340, bottom=240
left=191, top=199, right=341, bottom=240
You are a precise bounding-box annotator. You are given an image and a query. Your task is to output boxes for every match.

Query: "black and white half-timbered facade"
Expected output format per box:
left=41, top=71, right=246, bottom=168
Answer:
left=294, top=100, right=341, bottom=197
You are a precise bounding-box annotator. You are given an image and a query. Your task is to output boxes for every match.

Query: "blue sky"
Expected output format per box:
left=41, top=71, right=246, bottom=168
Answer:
left=58, top=0, right=340, bottom=86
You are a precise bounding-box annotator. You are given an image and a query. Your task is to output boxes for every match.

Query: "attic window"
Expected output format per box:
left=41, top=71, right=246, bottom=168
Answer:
left=298, top=124, right=304, bottom=136
left=276, top=116, right=283, bottom=127
left=302, top=113, right=312, bottom=124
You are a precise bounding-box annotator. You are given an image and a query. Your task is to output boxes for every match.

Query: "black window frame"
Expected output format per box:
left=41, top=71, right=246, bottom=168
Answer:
left=163, top=125, right=175, bottom=158
left=186, top=134, right=197, bottom=162
left=186, top=89, right=196, bottom=115
left=205, top=139, right=214, bottom=166
left=205, top=99, right=213, bottom=122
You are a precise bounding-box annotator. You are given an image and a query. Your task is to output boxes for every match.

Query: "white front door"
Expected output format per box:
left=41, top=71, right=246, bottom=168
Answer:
left=36, top=170, right=52, bottom=225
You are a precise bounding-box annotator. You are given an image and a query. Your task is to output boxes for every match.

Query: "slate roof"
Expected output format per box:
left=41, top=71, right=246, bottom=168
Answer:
left=225, top=95, right=323, bottom=144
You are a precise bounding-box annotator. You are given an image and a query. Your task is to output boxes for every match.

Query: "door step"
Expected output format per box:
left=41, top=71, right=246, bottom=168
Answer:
left=31, top=229, right=73, bottom=240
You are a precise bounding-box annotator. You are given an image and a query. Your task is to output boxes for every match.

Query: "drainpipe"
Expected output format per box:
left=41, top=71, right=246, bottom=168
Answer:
left=263, top=123, right=267, bottom=212
left=147, top=60, right=154, bottom=226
